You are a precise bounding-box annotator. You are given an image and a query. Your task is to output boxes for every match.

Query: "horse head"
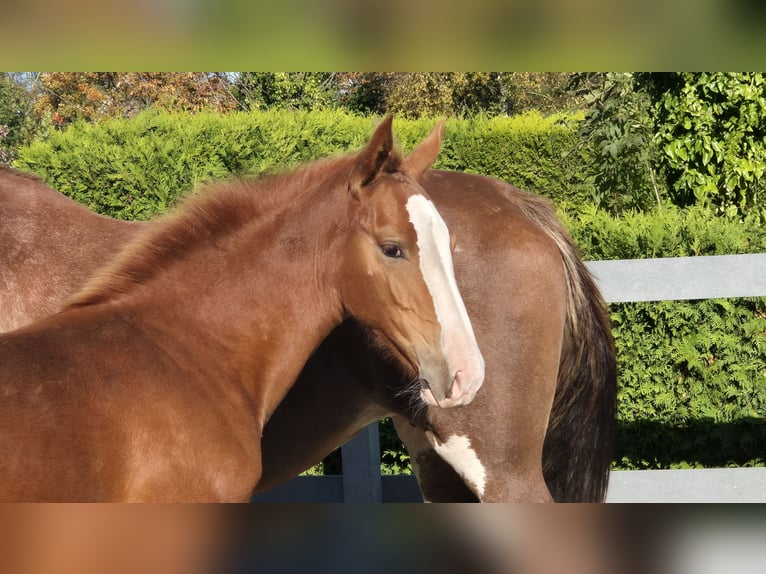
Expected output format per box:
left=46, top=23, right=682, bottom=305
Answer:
left=340, top=117, right=485, bottom=408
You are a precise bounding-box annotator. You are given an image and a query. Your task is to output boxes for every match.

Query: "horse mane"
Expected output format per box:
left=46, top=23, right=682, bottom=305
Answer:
left=63, top=152, right=379, bottom=310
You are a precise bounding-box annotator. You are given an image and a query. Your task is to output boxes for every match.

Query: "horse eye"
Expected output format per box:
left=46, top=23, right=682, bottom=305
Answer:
left=381, top=243, right=404, bottom=259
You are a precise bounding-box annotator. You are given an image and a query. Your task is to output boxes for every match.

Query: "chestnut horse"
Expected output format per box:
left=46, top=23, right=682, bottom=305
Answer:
left=0, top=118, right=486, bottom=501
left=0, top=135, right=616, bottom=503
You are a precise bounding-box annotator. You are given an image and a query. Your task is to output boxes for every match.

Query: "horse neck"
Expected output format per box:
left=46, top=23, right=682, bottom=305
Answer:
left=105, top=181, right=350, bottom=425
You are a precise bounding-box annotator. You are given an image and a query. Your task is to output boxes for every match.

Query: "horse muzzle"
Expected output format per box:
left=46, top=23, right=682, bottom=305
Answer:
left=418, top=352, right=485, bottom=408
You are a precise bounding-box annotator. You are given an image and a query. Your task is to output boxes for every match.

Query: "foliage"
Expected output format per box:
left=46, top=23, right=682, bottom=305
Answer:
left=571, top=72, right=766, bottom=219
left=19, top=71, right=766, bottom=222
left=15, top=108, right=586, bottom=219
left=561, top=203, right=766, bottom=260
left=18, top=72, right=583, bottom=132
left=299, top=462, right=326, bottom=477
left=231, top=73, right=341, bottom=112
left=653, top=72, right=766, bottom=217
left=343, top=72, right=578, bottom=118
left=0, top=73, right=36, bottom=164
left=570, top=72, right=664, bottom=214
left=396, top=110, right=589, bottom=206
left=379, top=418, right=413, bottom=475
left=502, top=72, right=582, bottom=114
left=562, top=204, right=766, bottom=469
left=14, top=109, right=374, bottom=220
left=33, top=73, right=236, bottom=126
left=609, top=297, right=766, bottom=469
left=381, top=73, right=465, bottom=118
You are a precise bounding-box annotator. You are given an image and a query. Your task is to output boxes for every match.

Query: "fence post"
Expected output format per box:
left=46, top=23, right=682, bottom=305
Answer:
left=340, top=422, right=382, bottom=502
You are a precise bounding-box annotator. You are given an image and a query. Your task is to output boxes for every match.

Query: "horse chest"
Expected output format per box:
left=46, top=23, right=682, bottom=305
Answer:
left=113, top=396, right=262, bottom=502
left=427, top=433, right=488, bottom=499
left=119, top=435, right=261, bottom=502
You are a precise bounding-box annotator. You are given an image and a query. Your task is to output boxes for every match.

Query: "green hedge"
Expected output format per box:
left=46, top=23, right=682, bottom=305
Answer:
left=15, top=108, right=586, bottom=220
left=14, top=110, right=766, bottom=472
left=16, top=110, right=368, bottom=220
left=563, top=205, right=766, bottom=469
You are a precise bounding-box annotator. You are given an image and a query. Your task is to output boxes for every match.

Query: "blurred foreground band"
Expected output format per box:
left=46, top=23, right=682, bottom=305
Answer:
left=4, top=505, right=764, bottom=574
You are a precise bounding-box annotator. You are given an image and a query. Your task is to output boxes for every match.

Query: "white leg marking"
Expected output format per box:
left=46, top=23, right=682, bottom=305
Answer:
left=430, top=433, right=487, bottom=499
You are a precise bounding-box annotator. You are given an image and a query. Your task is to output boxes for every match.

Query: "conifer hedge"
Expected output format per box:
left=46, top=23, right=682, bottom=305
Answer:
left=14, top=109, right=765, bottom=470
left=561, top=205, right=766, bottom=469
left=15, top=108, right=585, bottom=220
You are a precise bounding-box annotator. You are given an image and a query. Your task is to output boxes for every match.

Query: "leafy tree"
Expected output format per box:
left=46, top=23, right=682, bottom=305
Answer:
left=382, top=73, right=459, bottom=117
left=571, top=72, right=663, bottom=214
left=575, top=72, right=766, bottom=218
left=27, top=72, right=581, bottom=127
left=651, top=72, right=766, bottom=217
left=502, top=72, right=581, bottom=114
left=0, top=73, right=37, bottom=165
left=339, top=72, right=577, bottom=118
left=231, top=73, right=342, bottom=112
left=337, top=73, right=389, bottom=115
left=34, top=73, right=236, bottom=126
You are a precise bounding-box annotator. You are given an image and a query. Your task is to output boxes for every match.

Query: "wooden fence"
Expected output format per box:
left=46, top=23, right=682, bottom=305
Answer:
left=252, top=253, right=766, bottom=503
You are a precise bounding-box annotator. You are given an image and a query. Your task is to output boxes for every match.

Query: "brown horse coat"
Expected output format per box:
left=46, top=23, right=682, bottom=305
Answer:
left=0, top=120, right=485, bottom=501
left=0, top=154, right=615, bottom=502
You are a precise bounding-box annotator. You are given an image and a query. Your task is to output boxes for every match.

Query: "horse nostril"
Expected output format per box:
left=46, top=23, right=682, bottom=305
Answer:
left=446, top=370, right=462, bottom=399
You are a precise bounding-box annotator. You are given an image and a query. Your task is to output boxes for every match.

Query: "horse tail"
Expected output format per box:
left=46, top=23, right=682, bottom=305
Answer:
left=545, top=248, right=616, bottom=502
left=510, top=191, right=617, bottom=502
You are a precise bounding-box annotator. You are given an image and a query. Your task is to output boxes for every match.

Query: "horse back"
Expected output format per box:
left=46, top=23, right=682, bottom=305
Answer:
left=0, top=309, right=136, bottom=500
left=423, top=170, right=616, bottom=502
left=0, top=168, right=145, bottom=332
left=424, top=170, right=568, bottom=309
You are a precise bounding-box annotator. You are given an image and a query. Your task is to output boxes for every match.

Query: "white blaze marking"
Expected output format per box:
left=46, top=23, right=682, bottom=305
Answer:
left=431, top=434, right=487, bottom=498
left=405, top=194, right=479, bottom=360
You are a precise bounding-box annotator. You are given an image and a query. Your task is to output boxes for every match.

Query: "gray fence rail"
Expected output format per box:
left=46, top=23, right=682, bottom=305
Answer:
left=251, top=253, right=766, bottom=503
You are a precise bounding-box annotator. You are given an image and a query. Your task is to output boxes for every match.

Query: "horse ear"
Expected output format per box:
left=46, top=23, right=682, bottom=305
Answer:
left=349, top=115, right=395, bottom=197
left=403, top=120, right=444, bottom=182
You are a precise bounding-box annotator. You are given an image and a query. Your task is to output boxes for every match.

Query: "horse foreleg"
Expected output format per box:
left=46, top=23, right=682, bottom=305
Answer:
left=392, top=414, right=477, bottom=502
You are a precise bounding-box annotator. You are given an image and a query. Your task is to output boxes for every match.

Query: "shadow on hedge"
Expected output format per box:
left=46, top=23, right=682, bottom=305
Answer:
left=615, top=417, right=766, bottom=469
